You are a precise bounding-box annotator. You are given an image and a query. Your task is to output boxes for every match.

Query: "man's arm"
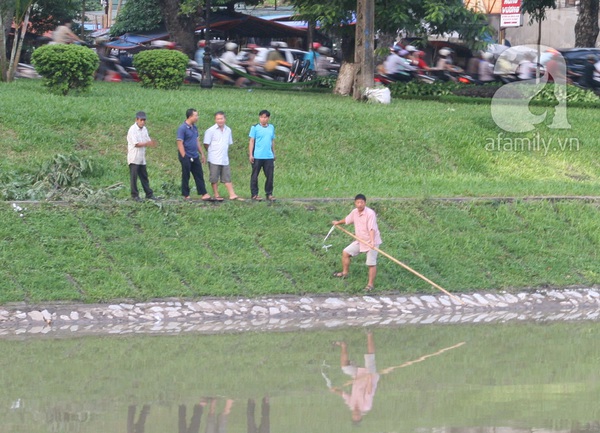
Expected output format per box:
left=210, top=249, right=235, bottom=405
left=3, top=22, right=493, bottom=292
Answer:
left=271, top=139, right=276, bottom=160
left=197, top=138, right=206, bottom=164
left=248, top=138, right=255, bottom=163
left=128, top=129, right=155, bottom=148
left=332, top=218, right=346, bottom=226
left=177, top=139, right=185, bottom=158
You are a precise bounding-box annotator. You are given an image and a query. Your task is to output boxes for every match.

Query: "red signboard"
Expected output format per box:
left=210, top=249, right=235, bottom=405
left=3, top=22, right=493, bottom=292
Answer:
left=500, top=0, right=522, bottom=27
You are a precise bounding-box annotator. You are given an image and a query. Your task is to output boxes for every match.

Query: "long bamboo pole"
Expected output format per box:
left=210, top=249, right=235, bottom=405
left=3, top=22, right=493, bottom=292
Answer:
left=334, top=224, right=463, bottom=304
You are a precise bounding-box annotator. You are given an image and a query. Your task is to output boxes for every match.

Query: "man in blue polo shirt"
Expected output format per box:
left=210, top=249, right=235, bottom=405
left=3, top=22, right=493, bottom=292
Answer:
left=177, top=108, right=212, bottom=201
left=248, top=109, right=276, bottom=202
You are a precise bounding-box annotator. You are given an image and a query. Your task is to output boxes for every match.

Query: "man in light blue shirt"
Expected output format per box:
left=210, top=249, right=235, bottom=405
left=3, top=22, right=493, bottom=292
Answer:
left=248, top=110, right=276, bottom=201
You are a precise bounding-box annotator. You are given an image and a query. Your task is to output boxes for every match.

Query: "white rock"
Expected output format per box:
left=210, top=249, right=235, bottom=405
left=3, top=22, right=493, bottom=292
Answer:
left=251, top=306, right=268, bottom=315
left=70, top=311, right=79, bottom=321
left=324, top=298, right=345, bottom=308
left=421, top=295, right=437, bottom=304
left=28, top=311, right=44, bottom=321
left=472, top=294, right=489, bottom=305
left=409, top=297, right=424, bottom=307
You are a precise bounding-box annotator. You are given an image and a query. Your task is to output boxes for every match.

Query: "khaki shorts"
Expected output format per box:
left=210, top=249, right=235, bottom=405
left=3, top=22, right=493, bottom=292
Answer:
left=344, top=242, right=378, bottom=266
left=342, top=353, right=377, bottom=376
left=208, top=163, right=231, bottom=184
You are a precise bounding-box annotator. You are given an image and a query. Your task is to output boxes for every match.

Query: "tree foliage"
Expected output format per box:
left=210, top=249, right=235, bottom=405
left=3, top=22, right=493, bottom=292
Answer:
left=110, top=0, right=164, bottom=36
left=291, top=0, right=491, bottom=49
left=521, top=0, right=557, bottom=25
left=29, top=0, right=81, bottom=35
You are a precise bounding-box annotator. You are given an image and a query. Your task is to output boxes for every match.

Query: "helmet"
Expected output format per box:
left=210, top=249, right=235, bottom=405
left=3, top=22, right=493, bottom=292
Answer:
left=405, top=45, right=417, bottom=52
left=312, top=42, right=321, bottom=50
left=482, top=52, right=494, bottom=61
left=197, top=39, right=206, bottom=48
left=415, top=50, right=426, bottom=58
left=225, top=42, right=238, bottom=51
left=317, top=46, right=330, bottom=55
left=439, top=47, right=452, bottom=57
left=271, top=41, right=287, bottom=48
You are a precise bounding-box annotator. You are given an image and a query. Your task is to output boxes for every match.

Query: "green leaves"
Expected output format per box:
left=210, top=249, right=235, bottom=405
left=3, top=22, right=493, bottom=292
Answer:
left=522, top=0, right=557, bottom=24
left=31, top=44, right=99, bottom=95
left=133, top=49, right=189, bottom=90
left=110, top=0, right=164, bottom=36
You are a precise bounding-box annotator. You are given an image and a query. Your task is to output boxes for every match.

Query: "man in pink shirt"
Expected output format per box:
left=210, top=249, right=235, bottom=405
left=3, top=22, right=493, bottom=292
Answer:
left=332, top=194, right=382, bottom=291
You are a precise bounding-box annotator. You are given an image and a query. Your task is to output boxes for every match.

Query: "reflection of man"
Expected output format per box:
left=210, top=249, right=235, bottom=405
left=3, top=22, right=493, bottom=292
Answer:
left=247, top=397, right=270, bottom=433
left=330, top=331, right=379, bottom=425
left=206, top=398, right=233, bottom=433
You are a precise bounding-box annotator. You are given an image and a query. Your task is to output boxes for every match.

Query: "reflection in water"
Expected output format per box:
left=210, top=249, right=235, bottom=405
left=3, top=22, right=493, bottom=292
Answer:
left=330, top=331, right=379, bottom=425
left=128, top=404, right=150, bottom=433
left=247, top=397, right=270, bottom=433
left=327, top=331, right=466, bottom=426
left=1, top=322, right=600, bottom=433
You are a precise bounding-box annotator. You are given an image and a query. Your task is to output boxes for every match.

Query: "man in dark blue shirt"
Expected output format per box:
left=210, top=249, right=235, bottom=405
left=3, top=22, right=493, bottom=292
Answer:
left=177, top=108, right=212, bottom=201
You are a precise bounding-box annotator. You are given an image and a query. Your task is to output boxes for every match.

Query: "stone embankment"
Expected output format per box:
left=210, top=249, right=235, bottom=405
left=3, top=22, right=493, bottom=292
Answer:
left=0, top=288, right=599, bottom=337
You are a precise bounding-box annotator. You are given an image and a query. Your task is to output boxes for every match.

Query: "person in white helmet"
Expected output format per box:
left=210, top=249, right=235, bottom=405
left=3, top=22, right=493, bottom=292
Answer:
left=219, top=41, right=247, bottom=87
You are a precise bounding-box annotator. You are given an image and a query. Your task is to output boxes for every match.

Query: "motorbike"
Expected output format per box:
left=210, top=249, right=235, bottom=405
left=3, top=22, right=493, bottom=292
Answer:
left=374, top=69, right=437, bottom=85
left=97, top=56, right=139, bottom=82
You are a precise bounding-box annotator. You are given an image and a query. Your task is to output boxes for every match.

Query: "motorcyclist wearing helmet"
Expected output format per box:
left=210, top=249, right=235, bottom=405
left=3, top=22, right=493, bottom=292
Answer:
left=436, top=47, right=455, bottom=70
left=304, top=42, right=321, bottom=71
left=219, top=41, right=248, bottom=87
left=383, top=45, right=415, bottom=82
left=265, top=41, right=291, bottom=79
left=479, top=52, right=496, bottom=83
left=411, top=50, right=430, bottom=71
left=315, top=46, right=332, bottom=76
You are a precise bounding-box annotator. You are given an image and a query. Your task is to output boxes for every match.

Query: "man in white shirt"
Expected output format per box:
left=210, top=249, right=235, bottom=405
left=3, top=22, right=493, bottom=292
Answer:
left=127, top=111, right=157, bottom=201
left=203, top=111, right=243, bottom=201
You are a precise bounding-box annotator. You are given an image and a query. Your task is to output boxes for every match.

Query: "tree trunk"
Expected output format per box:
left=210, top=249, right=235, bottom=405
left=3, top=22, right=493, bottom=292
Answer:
left=0, top=12, right=6, bottom=82
left=334, top=61, right=357, bottom=96
left=333, top=33, right=356, bottom=96
left=0, top=5, right=15, bottom=82
left=575, top=0, right=600, bottom=47
left=352, top=0, right=374, bottom=100
left=156, top=0, right=200, bottom=58
left=8, top=6, right=31, bottom=81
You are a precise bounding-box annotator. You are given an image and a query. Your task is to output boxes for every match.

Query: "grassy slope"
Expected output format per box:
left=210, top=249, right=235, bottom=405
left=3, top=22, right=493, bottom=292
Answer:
left=0, top=80, right=599, bottom=303
left=2, top=80, right=600, bottom=198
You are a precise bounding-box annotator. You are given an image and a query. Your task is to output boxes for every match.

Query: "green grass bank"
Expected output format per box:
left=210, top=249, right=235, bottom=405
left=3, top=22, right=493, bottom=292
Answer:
left=0, top=80, right=599, bottom=303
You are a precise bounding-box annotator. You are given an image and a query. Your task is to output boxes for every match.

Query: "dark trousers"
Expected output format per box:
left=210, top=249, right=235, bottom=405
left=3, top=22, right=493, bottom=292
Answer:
left=179, top=154, right=208, bottom=197
left=129, top=163, right=153, bottom=198
left=250, top=159, right=274, bottom=197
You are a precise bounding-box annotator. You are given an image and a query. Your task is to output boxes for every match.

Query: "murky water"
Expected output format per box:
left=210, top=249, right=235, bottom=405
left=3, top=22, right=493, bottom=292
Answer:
left=1, top=320, right=599, bottom=433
